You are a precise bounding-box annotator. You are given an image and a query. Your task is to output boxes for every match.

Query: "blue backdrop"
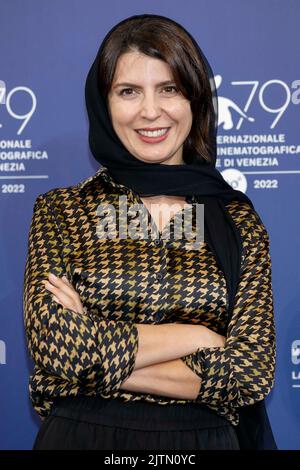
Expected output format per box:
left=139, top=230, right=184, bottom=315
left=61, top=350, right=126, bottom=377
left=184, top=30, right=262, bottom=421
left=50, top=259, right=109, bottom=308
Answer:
left=0, top=0, right=299, bottom=450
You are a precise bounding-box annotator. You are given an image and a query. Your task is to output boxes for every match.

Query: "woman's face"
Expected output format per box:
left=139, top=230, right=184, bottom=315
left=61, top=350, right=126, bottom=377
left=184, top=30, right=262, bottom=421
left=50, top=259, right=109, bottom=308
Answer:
left=107, top=51, right=193, bottom=165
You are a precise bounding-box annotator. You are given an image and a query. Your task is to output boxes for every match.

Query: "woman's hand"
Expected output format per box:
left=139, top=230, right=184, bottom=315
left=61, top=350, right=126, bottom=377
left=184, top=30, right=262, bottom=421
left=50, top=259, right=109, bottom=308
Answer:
left=196, top=325, right=226, bottom=348
left=42, top=272, right=85, bottom=315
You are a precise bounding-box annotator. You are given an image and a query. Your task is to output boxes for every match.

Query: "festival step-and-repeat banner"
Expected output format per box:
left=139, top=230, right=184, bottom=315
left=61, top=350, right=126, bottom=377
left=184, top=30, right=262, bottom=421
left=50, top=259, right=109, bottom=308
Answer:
left=0, top=0, right=299, bottom=450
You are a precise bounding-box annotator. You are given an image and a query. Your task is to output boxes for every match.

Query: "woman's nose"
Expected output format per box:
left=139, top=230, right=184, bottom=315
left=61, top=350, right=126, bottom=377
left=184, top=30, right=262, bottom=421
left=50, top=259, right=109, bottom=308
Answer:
left=139, top=93, right=162, bottom=119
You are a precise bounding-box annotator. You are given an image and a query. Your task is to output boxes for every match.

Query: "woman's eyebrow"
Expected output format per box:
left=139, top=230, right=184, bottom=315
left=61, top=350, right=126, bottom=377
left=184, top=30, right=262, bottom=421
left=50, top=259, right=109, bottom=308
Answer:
left=112, top=80, right=176, bottom=89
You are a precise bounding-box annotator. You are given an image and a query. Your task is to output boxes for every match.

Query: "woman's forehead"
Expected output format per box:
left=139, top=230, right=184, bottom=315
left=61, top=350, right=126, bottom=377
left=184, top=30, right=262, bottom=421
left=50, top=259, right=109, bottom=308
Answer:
left=112, top=51, right=173, bottom=83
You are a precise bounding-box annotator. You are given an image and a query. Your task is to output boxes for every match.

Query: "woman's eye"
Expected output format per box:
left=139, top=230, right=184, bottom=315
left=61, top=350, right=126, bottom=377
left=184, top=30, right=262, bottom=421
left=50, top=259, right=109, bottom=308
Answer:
left=118, top=86, right=178, bottom=97
left=119, top=88, right=135, bottom=96
left=163, top=86, right=178, bottom=94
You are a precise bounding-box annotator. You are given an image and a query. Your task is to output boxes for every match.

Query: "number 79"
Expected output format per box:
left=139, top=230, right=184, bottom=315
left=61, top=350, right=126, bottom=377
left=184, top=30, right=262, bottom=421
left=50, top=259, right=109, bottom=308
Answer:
left=0, top=81, right=37, bottom=134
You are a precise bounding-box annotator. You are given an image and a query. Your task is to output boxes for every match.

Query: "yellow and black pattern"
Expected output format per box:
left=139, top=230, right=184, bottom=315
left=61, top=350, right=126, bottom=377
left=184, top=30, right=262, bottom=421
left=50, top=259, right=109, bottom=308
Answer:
left=23, top=166, right=276, bottom=425
left=180, top=207, right=276, bottom=423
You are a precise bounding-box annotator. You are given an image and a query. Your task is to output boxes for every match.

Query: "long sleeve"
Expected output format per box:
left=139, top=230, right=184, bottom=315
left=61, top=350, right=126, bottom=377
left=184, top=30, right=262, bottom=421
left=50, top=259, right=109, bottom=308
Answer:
left=23, top=194, right=139, bottom=396
left=181, top=210, right=276, bottom=410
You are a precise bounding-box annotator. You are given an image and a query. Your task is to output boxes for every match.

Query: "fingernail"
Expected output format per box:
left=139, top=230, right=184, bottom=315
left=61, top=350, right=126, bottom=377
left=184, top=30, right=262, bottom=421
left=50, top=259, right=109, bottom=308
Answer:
left=49, top=272, right=57, bottom=279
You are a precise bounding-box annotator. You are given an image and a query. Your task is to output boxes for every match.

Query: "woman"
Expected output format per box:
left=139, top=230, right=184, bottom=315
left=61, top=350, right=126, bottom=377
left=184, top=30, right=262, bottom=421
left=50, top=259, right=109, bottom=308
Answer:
left=23, top=14, right=277, bottom=450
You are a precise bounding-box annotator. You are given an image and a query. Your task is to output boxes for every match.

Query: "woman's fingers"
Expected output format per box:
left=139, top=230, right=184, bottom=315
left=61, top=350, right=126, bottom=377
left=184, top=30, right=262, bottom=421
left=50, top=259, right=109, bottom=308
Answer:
left=52, top=294, right=64, bottom=306
left=47, top=272, right=74, bottom=294
left=43, top=279, right=71, bottom=303
left=46, top=273, right=78, bottom=298
left=42, top=272, right=85, bottom=315
left=62, top=275, right=72, bottom=285
left=43, top=273, right=73, bottom=304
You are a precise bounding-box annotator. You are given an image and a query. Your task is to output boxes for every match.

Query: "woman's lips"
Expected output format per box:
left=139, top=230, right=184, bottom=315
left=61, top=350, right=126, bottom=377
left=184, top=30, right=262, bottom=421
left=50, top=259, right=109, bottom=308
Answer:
left=135, top=127, right=171, bottom=144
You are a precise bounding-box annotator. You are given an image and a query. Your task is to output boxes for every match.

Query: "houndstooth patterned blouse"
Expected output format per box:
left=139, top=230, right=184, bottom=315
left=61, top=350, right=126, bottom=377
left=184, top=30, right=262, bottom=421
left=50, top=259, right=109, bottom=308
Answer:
left=23, top=166, right=276, bottom=425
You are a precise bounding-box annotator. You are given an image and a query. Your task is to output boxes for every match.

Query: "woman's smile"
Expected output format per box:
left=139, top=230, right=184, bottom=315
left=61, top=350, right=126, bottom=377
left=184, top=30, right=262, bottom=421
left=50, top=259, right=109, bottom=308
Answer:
left=135, top=126, right=171, bottom=143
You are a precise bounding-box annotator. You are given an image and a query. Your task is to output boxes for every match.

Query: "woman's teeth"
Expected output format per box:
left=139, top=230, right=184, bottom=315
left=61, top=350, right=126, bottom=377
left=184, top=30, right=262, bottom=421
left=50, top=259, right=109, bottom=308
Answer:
left=137, top=128, right=169, bottom=137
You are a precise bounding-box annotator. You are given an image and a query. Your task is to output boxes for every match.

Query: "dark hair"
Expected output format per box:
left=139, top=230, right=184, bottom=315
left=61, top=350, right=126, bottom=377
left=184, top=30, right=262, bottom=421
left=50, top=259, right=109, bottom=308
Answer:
left=97, top=15, right=216, bottom=164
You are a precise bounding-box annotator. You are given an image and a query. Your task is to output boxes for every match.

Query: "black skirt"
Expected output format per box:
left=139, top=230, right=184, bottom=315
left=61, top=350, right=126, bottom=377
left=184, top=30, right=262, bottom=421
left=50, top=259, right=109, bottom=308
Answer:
left=33, top=395, right=240, bottom=450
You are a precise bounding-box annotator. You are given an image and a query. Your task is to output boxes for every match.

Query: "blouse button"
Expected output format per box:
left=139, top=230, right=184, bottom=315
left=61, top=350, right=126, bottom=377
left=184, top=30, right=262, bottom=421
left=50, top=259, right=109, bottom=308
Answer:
left=156, top=272, right=163, bottom=281
left=154, top=239, right=162, bottom=246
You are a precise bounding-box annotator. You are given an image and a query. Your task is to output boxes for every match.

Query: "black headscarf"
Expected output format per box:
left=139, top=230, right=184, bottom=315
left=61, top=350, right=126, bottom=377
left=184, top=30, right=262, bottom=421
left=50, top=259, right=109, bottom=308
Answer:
left=84, top=13, right=277, bottom=449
